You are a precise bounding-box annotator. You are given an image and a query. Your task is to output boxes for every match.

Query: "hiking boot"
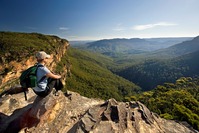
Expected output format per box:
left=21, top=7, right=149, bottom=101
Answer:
left=64, top=92, right=72, bottom=100
left=53, top=90, right=60, bottom=96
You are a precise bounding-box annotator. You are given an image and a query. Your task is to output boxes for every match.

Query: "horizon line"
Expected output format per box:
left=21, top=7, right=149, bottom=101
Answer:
left=68, top=36, right=196, bottom=42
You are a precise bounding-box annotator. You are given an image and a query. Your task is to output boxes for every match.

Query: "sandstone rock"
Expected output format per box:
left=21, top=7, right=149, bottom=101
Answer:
left=69, top=99, right=198, bottom=133
left=0, top=39, right=70, bottom=90
left=0, top=91, right=198, bottom=133
left=0, top=90, right=103, bottom=133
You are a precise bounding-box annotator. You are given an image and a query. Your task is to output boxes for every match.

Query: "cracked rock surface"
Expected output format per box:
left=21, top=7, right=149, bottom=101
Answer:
left=0, top=90, right=198, bottom=133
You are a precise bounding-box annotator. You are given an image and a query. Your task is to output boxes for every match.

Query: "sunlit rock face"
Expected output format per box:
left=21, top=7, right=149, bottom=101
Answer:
left=0, top=37, right=69, bottom=91
left=0, top=90, right=197, bottom=133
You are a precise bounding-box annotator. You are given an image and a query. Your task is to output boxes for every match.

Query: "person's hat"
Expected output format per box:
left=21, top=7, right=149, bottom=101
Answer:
left=36, top=51, right=51, bottom=59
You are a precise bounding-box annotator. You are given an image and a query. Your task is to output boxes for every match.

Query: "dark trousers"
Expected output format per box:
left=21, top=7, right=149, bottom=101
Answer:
left=34, top=78, right=63, bottom=97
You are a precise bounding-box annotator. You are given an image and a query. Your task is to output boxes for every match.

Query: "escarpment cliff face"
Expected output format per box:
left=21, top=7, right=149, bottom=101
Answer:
left=0, top=90, right=198, bottom=133
left=0, top=32, right=70, bottom=92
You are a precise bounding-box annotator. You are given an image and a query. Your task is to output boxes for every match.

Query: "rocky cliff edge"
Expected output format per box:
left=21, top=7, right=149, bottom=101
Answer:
left=0, top=89, right=198, bottom=133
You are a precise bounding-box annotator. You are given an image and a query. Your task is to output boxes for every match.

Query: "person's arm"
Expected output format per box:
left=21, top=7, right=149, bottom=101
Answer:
left=46, top=72, right=61, bottom=79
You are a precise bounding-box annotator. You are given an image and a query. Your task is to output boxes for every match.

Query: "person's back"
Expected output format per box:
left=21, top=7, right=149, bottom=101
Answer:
left=33, top=64, right=49, bottom=92
left=32, top=51, right=63, bottom=97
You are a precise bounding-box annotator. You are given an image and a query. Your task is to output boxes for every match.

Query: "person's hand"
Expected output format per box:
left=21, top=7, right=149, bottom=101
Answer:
left=46, top=72, right=61, bottom=79
left=57, top=75, right=61, bottom=79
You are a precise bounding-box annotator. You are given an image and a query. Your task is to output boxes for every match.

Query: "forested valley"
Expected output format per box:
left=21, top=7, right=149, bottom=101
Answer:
left=0, top=32, right=198, bottom=130
left=71, top=35, right=199, bottom=130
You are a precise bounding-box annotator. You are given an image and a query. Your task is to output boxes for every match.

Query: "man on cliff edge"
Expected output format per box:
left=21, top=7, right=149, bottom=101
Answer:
left=32, top=51, right=63, bottom=97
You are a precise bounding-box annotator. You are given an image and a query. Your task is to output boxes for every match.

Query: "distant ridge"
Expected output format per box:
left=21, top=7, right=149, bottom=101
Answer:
left=151, top=36, right=199, bottom=58
left=75, top=37, right=192, bottom=57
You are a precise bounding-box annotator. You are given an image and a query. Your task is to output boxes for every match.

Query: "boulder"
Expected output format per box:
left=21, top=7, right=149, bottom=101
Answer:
left=0, top=91, right=198, bottom=133
left=69, top=99, right=198, bottom=133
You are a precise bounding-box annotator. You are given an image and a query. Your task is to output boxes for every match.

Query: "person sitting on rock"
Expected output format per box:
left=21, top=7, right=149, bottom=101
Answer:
left=33, top=51, right=63, bottom=97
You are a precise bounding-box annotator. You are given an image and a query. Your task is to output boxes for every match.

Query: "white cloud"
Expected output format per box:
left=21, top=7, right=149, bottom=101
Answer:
left=132, top=22, right=177, bottom=31
left=59, top=27, right=69, bottom=30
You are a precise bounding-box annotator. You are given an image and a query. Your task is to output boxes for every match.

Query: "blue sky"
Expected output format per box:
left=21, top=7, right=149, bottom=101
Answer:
left=0, top=0, right=199, bottom=41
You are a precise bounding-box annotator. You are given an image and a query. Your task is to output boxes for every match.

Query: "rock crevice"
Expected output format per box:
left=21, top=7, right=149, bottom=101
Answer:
left=0, top=91, right=198, bottom=133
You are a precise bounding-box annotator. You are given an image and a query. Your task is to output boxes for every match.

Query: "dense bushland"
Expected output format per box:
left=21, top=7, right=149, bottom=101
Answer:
left=0, top=31, right=68, bottom=63
left=63, top=47, right=141, bottom=101
left=125, top=77, right=199, bottom=130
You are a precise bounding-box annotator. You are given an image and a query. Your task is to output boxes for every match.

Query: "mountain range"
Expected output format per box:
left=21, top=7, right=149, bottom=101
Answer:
left=150, top=36, right=199, bottom=58
left=114, top=36, right=199, bottom=90
left=0, top=31, right=198, bottom=131
left=73, top=37, right=192, bottom=57
left=72, top=35, right=199, bottom=91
